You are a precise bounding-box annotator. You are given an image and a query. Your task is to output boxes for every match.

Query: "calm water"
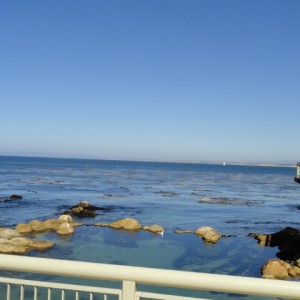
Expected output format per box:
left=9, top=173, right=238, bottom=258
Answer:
left=0, top=156, right=299, bottom=299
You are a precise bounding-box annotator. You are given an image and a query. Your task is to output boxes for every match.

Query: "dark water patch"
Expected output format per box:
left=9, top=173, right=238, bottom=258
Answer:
left=197, top=196, right=264, bottom=207
left=97, top=194, right=128, bottom=198
left=154, top=191, right=180, bottom=197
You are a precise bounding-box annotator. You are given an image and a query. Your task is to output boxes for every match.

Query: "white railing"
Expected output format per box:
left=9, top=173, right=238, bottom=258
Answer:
left=0, top=254, right=300, bottom=300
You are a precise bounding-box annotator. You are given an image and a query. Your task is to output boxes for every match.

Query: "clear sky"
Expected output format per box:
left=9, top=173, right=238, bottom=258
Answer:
left=1, top=1, right=299, bottom=164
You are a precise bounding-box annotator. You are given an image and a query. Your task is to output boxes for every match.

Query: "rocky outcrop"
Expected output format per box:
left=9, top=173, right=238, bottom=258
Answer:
left=62, top=201, right=112, bottom=218
left=0, top=228, right=55, bottom=254
left=143, top=224, right=164, bottom=233
left=194, top=226, right=222, bottom=243
left=109, top=218, right=142, bottom=230
left=15, top=215, right=80, bottom=235
left=261, top=259, right=300, bottom=279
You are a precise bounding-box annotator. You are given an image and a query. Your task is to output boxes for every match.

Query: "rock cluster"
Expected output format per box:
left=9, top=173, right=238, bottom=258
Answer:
left=15, top=215, right=80, bottom=236
left=0, top=228, right=54, bottom=254
left=262, top=259, right=300, bottom=279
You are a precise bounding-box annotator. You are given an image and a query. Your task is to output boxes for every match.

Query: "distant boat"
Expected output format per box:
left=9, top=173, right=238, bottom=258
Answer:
left=223, top=162, right=226, bottom=166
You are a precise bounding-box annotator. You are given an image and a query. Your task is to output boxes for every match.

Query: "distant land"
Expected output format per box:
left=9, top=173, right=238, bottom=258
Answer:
left=0, top=153, right=297, bottom=168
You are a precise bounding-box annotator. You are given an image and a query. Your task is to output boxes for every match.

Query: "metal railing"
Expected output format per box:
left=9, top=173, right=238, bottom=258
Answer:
left=1, top=254, right=300, bottom=300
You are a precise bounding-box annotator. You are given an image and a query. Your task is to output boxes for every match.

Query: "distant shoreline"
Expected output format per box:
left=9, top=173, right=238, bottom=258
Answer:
left=0, top=154, right=296, bottom=168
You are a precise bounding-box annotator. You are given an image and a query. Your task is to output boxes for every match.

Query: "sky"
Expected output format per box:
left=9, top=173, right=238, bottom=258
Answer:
left=0, top=0, right=299, bottom=164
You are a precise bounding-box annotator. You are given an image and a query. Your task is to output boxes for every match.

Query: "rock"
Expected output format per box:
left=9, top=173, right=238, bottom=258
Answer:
left=0, top=243, right=28, bottom=254
left=174, top=229, right=194, bottom=234
left=43, top=219, right=61, bottom=230
left=143, top=224, right=164, bottom=233
left=93, top=223, right=109, bottom=227
left=9, top=237, right=34, bottom=246
left=261, top=259, right=300, bottom=279
left=28, top=220, right=46, bottom=232
left=0, top=228, right=21, bottom=240
left=30, top=241, right=55, bottom=250
left=56, top=223, right=74, bottom=235
left=63, top=201, right=112, bottom=218
left=59, top=215, right=73, bottom=223
left=9, top=194, right=23, bottom=199
left=15, top=223, right=32, bottom=233
left=0, top=236, right=55, bottom=254
left=109, top=218, right=142, bottom=230
left=195, top=226, right=222, bottom=243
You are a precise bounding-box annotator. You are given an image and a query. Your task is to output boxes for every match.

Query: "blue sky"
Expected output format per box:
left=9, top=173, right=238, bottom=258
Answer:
left=1, top=1, right=299, bottom=163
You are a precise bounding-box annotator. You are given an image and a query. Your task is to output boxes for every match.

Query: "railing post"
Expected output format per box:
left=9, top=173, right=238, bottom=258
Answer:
left=122, top=280, right=136, bottom=300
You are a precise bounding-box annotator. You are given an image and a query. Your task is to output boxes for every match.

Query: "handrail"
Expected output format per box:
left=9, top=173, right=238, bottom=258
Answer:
left=1, top=254, right=300, bottom=299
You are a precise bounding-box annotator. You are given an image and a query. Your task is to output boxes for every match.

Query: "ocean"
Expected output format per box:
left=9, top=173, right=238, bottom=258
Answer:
left=0, top=156, right=299, bottom=299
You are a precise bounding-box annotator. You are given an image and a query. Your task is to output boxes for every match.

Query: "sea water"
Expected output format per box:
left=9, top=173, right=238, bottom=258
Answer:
left=0, top=156, right=299, bottom=299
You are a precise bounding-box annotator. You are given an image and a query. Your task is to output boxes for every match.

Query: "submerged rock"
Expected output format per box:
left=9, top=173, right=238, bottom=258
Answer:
left=195, top=226, right=222, bottom=243
left=109, top=218, right=142, bottom=230
left=174, top=229, right=194, bottom=234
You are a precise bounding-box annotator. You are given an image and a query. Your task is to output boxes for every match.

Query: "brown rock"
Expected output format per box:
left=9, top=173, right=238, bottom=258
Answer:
left=15, top=223, right=32, bottom=233
left=30, top=241, right=55, bottom=250
left=143, top=224, right=164, bottom=233
left=262, top=259, right=296, bottom=279
left=109, top=218, right=142, bottom=230
left=59, top=215, right=73, bottom=223
left=56, top=223, right=74, bottom=235
left=0, top=228, right=21, bottom=240
left=28, top=220, right=46, bottom=232
left=9, top=237, right=34, bottom=247
left=195, top=226, right=222, bottom=243
left=43, top=219, right=61, bottom=230
left=0, top=243, right=28, bottom=254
